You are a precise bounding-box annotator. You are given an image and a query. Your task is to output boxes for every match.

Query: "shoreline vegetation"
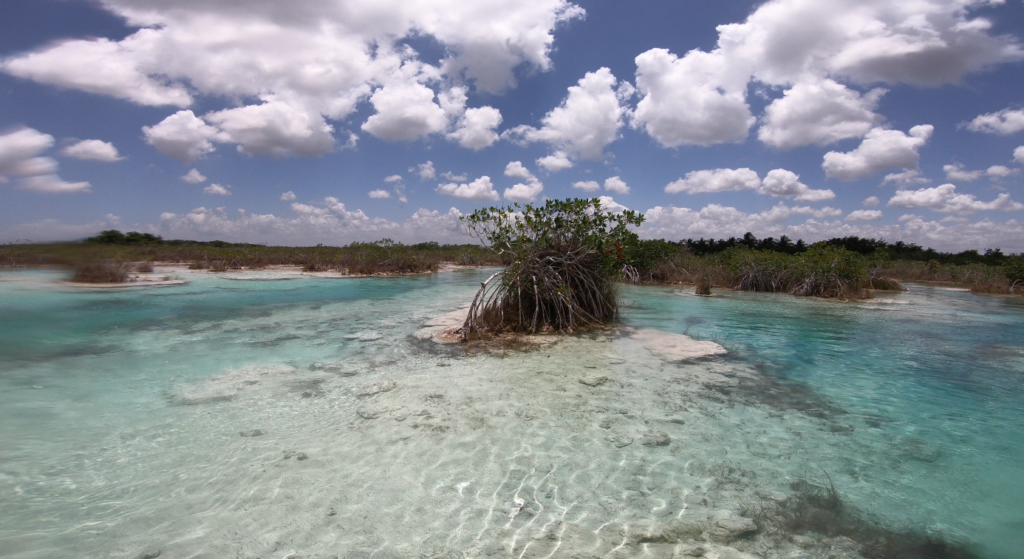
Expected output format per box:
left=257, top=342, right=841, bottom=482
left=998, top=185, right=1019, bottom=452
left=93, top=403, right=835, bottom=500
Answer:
left=1, top=201, right=1021, bottom=298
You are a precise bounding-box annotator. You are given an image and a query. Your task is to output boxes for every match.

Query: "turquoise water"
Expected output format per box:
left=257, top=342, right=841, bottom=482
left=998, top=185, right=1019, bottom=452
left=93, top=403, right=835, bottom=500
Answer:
left=0, top=268, right=1022, bottom=559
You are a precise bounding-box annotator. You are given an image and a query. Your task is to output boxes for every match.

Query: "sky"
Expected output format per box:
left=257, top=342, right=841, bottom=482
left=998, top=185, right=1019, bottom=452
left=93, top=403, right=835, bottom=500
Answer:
left=2, top=0, right=1024, bottom=251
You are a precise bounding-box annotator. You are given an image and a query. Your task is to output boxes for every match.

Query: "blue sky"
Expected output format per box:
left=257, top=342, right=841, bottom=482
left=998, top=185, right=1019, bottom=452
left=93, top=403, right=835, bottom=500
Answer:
left=2, top=0, right=1024, bottom=251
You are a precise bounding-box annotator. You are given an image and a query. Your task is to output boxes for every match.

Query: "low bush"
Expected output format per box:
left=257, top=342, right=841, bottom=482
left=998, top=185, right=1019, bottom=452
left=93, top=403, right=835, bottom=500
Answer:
left=71, top=261, right=128, bottom=283
left=460, top=198, right=643, bottom=338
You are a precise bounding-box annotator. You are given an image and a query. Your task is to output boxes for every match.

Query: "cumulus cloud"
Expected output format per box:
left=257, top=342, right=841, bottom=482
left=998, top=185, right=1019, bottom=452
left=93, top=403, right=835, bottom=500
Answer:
left=597, top=196, right=628, bottom=213
left=944, top=163, right=983, bottom=182
left=630, top=0, right=1020, bottom=149
left=758, top=79, right=885, bottom=148
left=665, top=168, right=760, bottom=195
left=504, top=68, right=629, bottom=162
left=361, top=78, right=448, bottom=141
left=204, top=183, right=231, bottom=196
left=412, top=161, right=436, bottom=180
left=882, top=169, right=930, bottom=186
left=0, top=127, right=90, bottom=193
left=147, top=203, right=469, bottom=245
left=448, top=106, right=503, bottom=150
left=1, top=37, right=192, bottom=107
left=368, top=189, right=391, bottom=199
left=888, top=183, right=1024, bottom=214
left=61, top=139, right=123, bottom=161
left=2, top=1, right=584, bottom=157
left=604, top=176, right=630, bottom=194
left=966, top=108, right=1024, bottom=135
left=573, top=180, right=600, bottom=192
left=206, top=101, right=337, bottom=157
left=536, top=151, right=573, bottom=172
left=142, top=110, right=225, bottom=163
left=436, top=176, right=499, bottom=201
left=181, top=169, right=207, bottom=184
left=987, top=165, right=1016, bottom=178
left=822, top=125, right=933, bottom=181
left=863, top=196, right=880, bottom=207
left=641, top=203, right=1024, bottom=253
left=721, top=0, right=1022, bottom=88
left=633, top=48, right=753, bottom=147
left=758, top=169, right=835, bottom=202
left=502, top=161, right=544, bottom=202
left=384, top=175, right=403, bottom=183
left=1016, top=146, right=1024, bottom=165
left=280, top=191, right=296, bottom=201
left=846, top=209, right=882, bottom=222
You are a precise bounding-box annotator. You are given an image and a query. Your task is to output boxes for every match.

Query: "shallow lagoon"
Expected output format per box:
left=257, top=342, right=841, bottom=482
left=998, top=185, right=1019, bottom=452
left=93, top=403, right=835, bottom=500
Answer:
left=0, top=268, right=1022, bottom=558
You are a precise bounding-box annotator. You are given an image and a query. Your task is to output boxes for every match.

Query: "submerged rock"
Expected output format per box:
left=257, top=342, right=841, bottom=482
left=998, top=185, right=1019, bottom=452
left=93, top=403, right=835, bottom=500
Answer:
left=707, top=512, right=758, bottom=542
left=640, top=430, right=671, bottom=446
left=353, top=380, right=397, bottom=397
left=239, top=429, right=265, bottom=437
left=628, top=328, right=727, bottom=361
left=579, top=374, right=609, bottom=387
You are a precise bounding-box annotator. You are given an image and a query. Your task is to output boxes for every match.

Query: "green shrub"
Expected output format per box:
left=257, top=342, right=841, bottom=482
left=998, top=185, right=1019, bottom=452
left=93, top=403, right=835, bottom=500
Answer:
left=460, top=198, right=644, bottom=337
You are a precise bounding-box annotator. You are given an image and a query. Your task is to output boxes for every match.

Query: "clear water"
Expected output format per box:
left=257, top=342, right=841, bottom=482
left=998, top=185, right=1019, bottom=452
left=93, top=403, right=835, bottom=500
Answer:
left=0, top=268, right=1022, bottom=559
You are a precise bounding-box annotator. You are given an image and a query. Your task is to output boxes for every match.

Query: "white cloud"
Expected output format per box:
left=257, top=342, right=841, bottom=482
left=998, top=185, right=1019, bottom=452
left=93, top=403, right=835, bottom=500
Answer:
left=502, top=162, right=543, bottom=203
left=966, top=108, right=1024, bottom=134
left=604, top=176, right=630, bottom=194
left=597, top=196, right=628, bottom=213
left=441, top=171, right=468, bottom=182
left=633, top=48, right=753, bottom=147
left=61, top=139, right=123, bottom=162
left=758, top=79, right=885, bottom=148
left=882, top=169, right=930, bottom=185
left=722, top=0, right=1022, bottom=87
left=1015, top=146, right=1024, bottom=165
left=665, top=168, right=761, bottom=195
left=1, top=37, right=192, bottom=107
left=758, top=169, right=835, bottom=202
left=448, top=106, right=502, bottom=150
left=204, top=183, right=231, bottom=196
left=630, top=0, right=1020, bottom=150
left=536, top=151, right=573, bottom=172
left=987, top=165, right=1016, bottom=178
left=641, top=204, right=1024, bottom=253
left=206, top=101, right=336, bottom=157
left=436, top=176, right=499, bottom=201
left=361, top=77, right=448, bottom=141
left=0, top=128, right=56, bottom=178
left=863, top=196, right=880, bottom=207
left=888, top=183, right=1024, bottom=214
left=0, top=127, right=90, bottom=193
left=368, top=189, right=391, bottom=199
left=504, top=67, right=628, bottom=161
left=504, top=161, right=533, bottom=180
left=944, top=163, right=983, bottom=182
left=384, top=175, right=403, bottom=183
left=20, top=175, right=92, bottom=193
left=142, top=110, right=225, bottom=163
left=280, top=191, right=296, bottom=201
left=413, top=161, right=436, bottom=181
left=2, top=0, right=585, bottom=156
left=822, top=125, right=933, bottom=181
left=181, top=169, right=207, bottom=184
left=846, top=209, right=883, bottom=222
left=573, top=180, right=600, bottom=192
left=503, top=181, right=544, bottom=203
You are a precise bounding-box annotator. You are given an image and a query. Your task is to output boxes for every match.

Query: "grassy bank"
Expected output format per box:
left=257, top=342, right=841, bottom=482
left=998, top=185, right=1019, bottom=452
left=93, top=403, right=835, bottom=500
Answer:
left=3, top=229, right=1021, bottom=296
left=1, top=232, right=502, bottom=280
left=625, top=235, right=1024, bottom=298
